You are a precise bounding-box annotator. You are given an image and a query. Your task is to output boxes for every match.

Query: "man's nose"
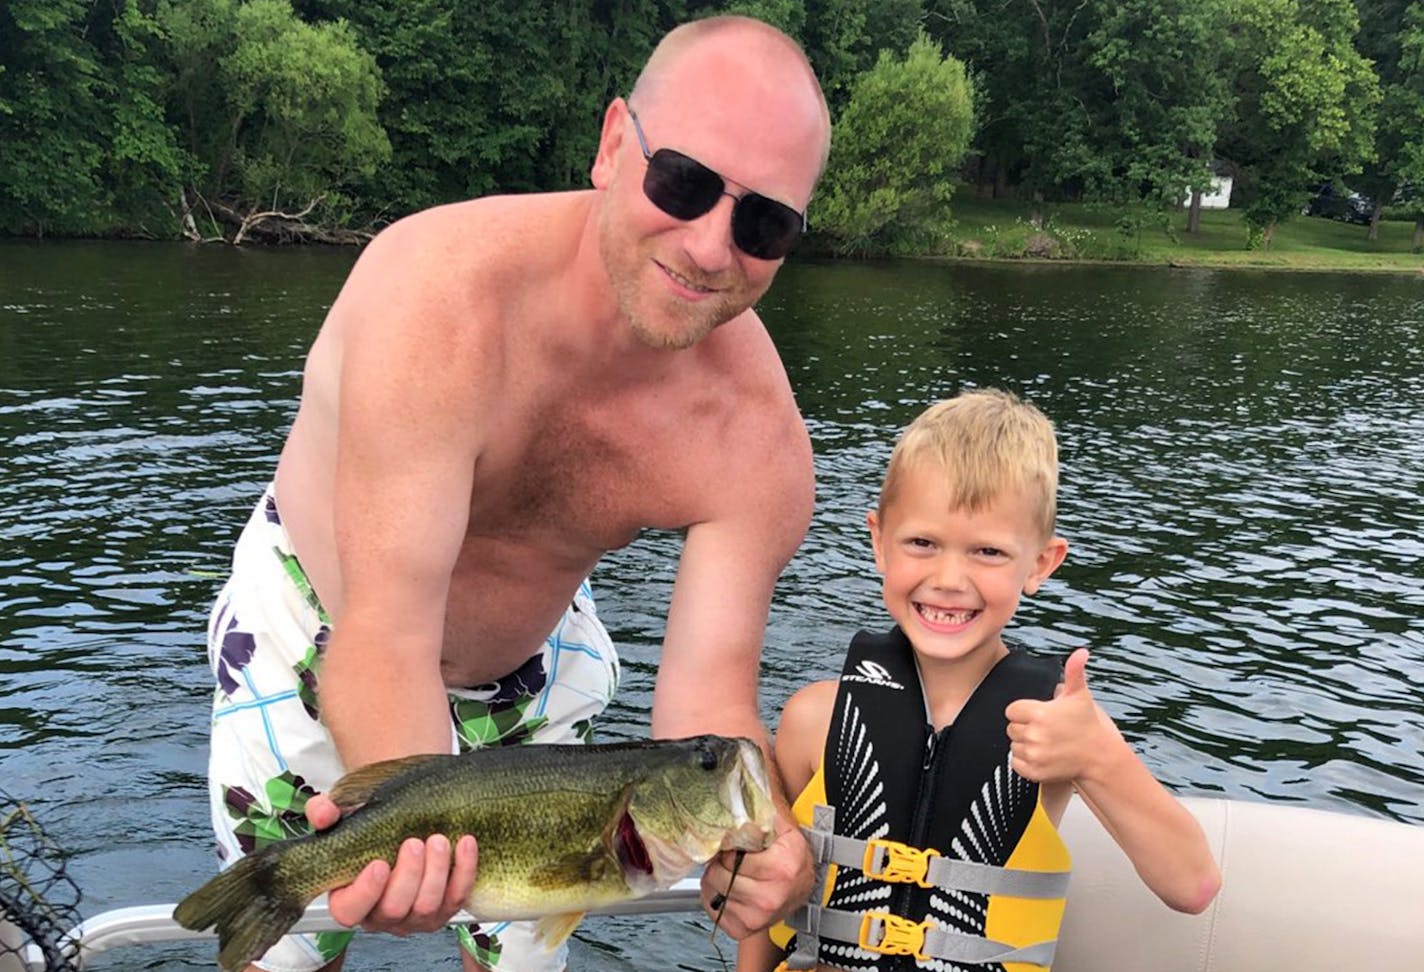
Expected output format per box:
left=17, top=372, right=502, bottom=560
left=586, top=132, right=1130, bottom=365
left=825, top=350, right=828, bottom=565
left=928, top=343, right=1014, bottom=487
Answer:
left=680, top=193, right=738, bottom=273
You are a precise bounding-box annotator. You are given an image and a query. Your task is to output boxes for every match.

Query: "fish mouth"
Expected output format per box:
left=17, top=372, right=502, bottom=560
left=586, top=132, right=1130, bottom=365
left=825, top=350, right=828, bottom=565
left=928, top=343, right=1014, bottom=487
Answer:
left=720, top=740, right=775, bottom=851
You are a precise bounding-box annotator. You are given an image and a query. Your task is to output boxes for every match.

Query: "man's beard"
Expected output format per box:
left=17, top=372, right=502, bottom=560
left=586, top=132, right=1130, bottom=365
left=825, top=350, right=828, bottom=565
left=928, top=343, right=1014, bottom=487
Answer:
left=599, top=207, right=758, bottom=350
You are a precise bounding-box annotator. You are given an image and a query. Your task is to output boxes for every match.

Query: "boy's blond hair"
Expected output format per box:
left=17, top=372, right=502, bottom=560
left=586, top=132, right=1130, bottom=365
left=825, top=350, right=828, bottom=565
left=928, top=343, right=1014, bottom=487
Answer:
left=878, top=389, right=1059, bottom=539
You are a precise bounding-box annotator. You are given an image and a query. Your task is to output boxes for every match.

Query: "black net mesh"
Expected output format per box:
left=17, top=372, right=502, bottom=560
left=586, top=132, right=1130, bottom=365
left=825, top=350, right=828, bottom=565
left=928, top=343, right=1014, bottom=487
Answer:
left=0, top=792, right=82, bottom=972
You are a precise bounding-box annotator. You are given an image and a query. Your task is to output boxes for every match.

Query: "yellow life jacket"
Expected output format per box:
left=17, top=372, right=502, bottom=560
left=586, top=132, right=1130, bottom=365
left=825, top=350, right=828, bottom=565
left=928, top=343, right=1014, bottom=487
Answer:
left=770, top=628, right=1071, bottom=971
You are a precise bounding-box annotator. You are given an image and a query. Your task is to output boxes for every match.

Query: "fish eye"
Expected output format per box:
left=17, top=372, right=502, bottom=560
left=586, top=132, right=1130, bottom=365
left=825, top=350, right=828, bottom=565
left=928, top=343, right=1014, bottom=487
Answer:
left=698, top=745, right=719, bottom=771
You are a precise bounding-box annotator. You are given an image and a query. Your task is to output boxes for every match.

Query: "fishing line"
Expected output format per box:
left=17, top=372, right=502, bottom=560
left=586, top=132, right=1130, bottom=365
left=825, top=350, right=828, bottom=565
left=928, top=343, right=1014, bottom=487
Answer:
left=707, top=849, right=745, bottom=972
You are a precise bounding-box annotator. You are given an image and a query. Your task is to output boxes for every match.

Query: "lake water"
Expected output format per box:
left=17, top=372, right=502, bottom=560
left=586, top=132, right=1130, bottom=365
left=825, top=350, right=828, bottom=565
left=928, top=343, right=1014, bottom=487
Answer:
left=2, top=241, right=1422, bottom=969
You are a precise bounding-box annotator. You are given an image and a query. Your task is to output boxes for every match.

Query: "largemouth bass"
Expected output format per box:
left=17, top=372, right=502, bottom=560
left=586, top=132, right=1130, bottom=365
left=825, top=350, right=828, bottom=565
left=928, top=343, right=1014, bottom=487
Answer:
left=174, top=735, right=775, bottom=971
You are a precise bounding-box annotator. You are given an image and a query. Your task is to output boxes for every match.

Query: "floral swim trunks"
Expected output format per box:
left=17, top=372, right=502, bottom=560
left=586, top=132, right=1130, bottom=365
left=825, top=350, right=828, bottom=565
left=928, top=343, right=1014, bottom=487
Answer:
left=204, top=483, right=620, bottom=972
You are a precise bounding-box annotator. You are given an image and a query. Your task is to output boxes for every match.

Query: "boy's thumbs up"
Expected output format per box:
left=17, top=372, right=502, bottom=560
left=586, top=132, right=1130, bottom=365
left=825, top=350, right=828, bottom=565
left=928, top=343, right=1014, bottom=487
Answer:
left=1007, top=646, right=1111, bottom=783
left=1057, top=647, right=1091, bottom=698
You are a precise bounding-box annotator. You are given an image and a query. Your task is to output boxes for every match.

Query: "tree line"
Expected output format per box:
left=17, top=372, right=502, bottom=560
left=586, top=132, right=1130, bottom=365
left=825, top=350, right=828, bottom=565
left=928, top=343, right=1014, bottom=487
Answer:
left=2, top=0, right=1422, bottom=251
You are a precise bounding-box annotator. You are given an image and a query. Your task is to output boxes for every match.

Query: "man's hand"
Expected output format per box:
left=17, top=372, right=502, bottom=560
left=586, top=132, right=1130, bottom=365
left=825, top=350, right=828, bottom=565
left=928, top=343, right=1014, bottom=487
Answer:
left=304, top=793, right=479, bottom=934
left=1004, top=648, right=1122, bottom=784
left=700, top=813, right=813, bottom=940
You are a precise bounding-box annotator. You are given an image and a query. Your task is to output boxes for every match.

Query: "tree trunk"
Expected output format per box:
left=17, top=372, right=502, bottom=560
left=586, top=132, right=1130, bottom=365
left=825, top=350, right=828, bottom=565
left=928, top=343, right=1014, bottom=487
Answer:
left=1368, top=199, right=1384, bottom=241
left=1262, top=217, right=1276, bottom=250
left=1187, top=189, right=1203, bottom=234
left=1413, top=218, right=1423, bottom=253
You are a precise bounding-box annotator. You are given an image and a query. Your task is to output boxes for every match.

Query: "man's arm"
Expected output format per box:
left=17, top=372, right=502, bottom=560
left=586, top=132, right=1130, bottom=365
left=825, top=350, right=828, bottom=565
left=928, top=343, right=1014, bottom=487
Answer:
left=652, top=396, right=817, bottom=939
left=303, top=221, right=492, bottom=931
left=1006, top=648, right=1222, bottom=914
left=737, top=680, right=835, bottom=972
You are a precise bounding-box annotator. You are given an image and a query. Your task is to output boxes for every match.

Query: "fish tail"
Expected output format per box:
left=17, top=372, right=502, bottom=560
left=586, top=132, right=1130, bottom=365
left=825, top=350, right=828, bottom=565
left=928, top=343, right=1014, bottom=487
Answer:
left=173, top=852, right=308, bottom=972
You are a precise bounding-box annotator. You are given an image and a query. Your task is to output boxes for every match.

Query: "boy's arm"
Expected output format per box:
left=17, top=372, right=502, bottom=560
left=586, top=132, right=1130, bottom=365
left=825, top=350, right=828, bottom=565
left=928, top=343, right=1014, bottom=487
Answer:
left=1005, top=649, right=1222, bottom=914
left=737, top=680, right=836, bottom=972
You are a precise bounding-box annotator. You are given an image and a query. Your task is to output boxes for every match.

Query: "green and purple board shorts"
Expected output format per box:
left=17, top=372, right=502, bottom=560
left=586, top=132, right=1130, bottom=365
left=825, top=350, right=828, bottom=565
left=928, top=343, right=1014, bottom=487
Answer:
left=204, top=484, right=620, bottom=972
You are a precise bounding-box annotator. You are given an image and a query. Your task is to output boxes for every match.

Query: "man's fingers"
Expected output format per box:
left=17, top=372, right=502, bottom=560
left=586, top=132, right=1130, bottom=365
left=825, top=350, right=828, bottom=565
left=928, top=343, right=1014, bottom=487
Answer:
left=409, top=835, right=452, bottom=923
left=304, top=793, right=340, bottom=830
left=369, top=838, right=425, bottom=930
left=328, top=857, right=390, bottom=927
left=442, top=835, right=479, bottom=915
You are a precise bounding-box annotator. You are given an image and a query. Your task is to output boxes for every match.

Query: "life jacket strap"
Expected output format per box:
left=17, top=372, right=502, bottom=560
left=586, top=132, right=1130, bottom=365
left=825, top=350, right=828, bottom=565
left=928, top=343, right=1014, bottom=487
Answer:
left=787, top=906, right=1057, bottom=968
left=802, top=817, right=1070, bottom=898
left=784, top=804, right=837, bottom=970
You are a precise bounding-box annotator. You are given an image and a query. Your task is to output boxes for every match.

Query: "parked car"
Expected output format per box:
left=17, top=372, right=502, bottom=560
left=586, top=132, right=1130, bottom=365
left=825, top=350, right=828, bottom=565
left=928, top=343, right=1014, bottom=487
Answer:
left=1305, top=184, right=1374, bottom=224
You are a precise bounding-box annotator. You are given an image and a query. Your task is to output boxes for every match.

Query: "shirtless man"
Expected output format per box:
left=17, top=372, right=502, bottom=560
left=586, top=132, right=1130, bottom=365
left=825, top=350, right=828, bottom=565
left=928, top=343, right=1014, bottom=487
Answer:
left=201, top=14, right=830, bottom=972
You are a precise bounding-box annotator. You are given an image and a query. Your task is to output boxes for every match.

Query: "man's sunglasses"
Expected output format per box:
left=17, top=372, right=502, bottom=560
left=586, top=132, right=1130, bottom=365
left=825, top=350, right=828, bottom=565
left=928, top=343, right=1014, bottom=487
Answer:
left=628, top=107, right=807, bottom=261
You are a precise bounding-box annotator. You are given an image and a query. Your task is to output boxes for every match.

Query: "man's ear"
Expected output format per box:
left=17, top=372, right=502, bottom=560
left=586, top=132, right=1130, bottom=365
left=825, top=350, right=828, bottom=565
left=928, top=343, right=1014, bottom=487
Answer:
left=590, top=99, right=627, bottom=189
left=1023, top=535, right=1068, bottom=595
left=867, top=510, right=887, bottom=574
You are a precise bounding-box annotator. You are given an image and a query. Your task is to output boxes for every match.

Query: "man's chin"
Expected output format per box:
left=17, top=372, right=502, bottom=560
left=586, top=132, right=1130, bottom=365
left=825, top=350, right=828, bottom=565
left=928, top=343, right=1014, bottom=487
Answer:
left=629, top=318, right=714, bottom=351
left=628, top=302, right=740, bottom=350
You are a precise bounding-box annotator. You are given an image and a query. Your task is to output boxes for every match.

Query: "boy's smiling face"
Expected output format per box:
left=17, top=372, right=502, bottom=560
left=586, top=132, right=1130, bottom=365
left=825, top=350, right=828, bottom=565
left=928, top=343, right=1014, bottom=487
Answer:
left=868, top=462, right=1067, bottom=667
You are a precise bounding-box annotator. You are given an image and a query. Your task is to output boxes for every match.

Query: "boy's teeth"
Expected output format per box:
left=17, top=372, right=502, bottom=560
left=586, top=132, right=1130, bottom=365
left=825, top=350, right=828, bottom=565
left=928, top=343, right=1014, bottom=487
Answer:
left=921, top=605, right=973, bottom=625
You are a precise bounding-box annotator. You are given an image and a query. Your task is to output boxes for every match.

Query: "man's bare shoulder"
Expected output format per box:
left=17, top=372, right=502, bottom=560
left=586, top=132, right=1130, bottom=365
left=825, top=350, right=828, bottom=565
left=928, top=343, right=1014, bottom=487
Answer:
left=319, top=191, right=595, bottom=376
left=693, top=311, right=813, bottom=497
left=353, top=192, right=591, bottom=296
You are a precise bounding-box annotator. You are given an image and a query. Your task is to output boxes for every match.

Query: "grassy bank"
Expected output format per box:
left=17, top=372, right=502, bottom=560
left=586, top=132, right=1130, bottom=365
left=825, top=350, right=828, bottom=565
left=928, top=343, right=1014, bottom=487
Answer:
left=940, top=192, right=1424, bottom=273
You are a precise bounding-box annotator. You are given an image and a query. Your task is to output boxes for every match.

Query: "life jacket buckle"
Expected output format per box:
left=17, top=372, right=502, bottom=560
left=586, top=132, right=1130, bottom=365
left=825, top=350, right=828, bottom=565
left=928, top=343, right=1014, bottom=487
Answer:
left=862, top=837, right=939, bottom=887
left=857, top=912, right=930, bottom=960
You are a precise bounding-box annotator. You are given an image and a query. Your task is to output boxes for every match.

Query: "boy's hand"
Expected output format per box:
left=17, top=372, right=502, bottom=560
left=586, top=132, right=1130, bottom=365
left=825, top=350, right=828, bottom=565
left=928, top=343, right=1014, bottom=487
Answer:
left=1004, top=648, right=1122, bottom=784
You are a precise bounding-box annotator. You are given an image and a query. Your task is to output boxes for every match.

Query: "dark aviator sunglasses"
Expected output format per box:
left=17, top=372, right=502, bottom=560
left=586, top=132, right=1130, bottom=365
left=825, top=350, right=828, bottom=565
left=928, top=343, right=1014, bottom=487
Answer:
left=628, top=107, right=808, bottom=261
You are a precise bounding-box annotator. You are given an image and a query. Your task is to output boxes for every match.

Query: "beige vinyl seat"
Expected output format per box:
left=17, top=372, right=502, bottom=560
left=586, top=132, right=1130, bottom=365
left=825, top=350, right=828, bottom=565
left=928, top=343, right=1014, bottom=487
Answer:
left=1055, top=795, right=1424, bottom=971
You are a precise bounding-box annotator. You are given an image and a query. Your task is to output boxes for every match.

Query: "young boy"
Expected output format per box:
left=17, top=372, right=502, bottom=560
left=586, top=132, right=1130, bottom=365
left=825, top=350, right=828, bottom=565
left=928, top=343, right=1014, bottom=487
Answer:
left=739, top=389, right=1220, bottom=972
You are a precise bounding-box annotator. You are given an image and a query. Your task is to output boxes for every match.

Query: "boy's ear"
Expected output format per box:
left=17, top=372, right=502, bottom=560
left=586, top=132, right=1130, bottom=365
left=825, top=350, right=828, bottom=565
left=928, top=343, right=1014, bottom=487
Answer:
left=866, top=510, right=887, bottom=574
left=590, top=98, right=628, bottom=189
left=1023, top=535, right=1068, bottom=595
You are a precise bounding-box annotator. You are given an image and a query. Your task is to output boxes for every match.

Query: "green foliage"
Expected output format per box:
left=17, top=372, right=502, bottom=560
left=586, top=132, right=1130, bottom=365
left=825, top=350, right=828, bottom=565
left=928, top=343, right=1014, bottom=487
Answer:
left=103, top=3, right=191, bottom=230
left=718, top=0, right=806, bottom=35
left=293, top=0, right=688, bottom=217
left=0, top=0, right=107, bottom=233
left=1222, top=0, right=1380, bottom=241
left=801, top=0, right=923, bottom=114
left=1083, top=0, right=1233, bottom=206
left=1357, top=1, right=1424, bottom=224
left=0, top=0, right=183, bottom=235
left=159, top=0, right=390, bottom=222
left=1, top=0, right=1421, bottom=248
left=815, top=31, right=974, bottom=254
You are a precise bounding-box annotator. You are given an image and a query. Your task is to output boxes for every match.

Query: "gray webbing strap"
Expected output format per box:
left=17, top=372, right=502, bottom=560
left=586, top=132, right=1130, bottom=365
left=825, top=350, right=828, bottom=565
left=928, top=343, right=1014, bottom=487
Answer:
left=791, top=906, right=1057, bottom=968
left=784, top=805, right=836, bottom=970
left=922, top=854, right=1069, bottom=898
left=801, top=823, right=1070, bottom=899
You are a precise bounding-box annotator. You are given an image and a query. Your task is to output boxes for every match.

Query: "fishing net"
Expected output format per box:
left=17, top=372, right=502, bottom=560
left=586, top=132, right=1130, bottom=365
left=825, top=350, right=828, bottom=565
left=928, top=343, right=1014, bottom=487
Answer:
left=0, top=791, right=82, bottom=972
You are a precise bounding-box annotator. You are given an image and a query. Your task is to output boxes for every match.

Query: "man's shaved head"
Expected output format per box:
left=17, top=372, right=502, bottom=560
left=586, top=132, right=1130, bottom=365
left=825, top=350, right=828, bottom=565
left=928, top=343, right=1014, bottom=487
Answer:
left=630, top=16, right=830, bottom=176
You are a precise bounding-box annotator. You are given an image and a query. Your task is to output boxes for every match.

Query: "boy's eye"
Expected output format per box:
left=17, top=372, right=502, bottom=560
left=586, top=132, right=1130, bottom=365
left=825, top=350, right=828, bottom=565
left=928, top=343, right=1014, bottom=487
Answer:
left=906, top=537, right=935, bottom=550
left=976, top=546, right=1006, bottom=558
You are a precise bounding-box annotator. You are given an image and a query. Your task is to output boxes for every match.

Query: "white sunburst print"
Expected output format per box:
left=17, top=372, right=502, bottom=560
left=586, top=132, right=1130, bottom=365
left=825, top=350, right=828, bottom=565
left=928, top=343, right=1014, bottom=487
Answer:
left=921, top=753, right=1035, bottom=972
left=822, top=695, right=893, bottom=969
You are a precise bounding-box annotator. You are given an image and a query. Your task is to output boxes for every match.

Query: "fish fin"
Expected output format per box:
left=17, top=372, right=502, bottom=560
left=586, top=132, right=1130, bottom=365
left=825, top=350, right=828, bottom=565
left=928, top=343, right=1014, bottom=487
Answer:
left=173, top=852, right=308, bottom=972
left=327, top=753, right=449, bottom=812
left=533, top=911, right=587, bottom=950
